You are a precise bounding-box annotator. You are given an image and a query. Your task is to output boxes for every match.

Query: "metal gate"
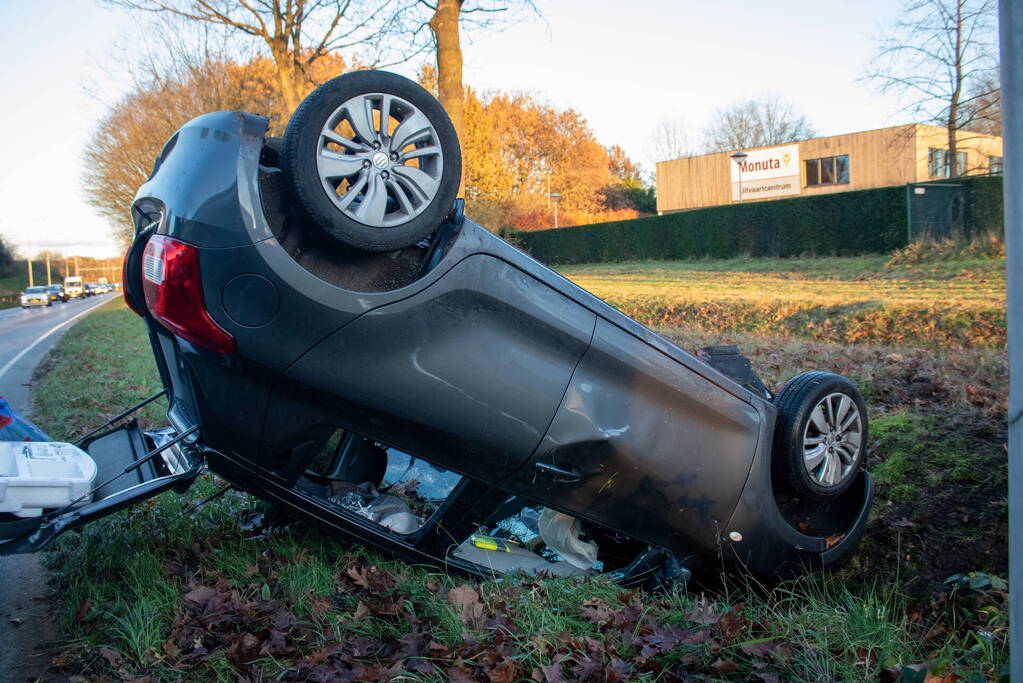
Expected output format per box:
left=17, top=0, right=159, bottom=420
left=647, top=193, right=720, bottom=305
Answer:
left=906, top=183, right=967, bottom=241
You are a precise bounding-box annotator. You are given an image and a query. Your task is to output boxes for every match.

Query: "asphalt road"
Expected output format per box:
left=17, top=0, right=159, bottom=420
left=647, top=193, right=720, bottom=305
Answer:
left=0, top=294, right=116, bottom=417
left=0, top=294, right=117, bottom=682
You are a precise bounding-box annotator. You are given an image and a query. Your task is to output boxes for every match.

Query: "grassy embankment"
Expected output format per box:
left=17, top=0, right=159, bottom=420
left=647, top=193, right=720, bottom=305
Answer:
left=31, top=251, right=1009, bottom=680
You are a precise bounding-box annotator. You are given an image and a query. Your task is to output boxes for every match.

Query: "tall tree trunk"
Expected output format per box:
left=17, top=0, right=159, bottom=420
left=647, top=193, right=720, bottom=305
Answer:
left=430, top=0, right=465, bottom=197
left=269, top=42, right=303, bottom=117
left=948, top=0, right=965, bottom=176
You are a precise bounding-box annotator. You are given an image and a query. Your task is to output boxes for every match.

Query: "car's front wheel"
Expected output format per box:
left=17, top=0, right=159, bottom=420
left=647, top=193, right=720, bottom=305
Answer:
left=773, top=372, right=867, bottom=502
left=283, top=70, right=462, bottom=252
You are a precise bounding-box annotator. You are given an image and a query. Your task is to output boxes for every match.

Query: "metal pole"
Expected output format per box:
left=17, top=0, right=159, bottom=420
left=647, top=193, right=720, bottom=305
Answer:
left=26, top=255, right=32, bottom=287
left=999, top=1, right=1022, bottom=679
left=554, top=201, right=559, bottom=229
left=45, top=250, right=51, bottom=286
left=730, top=152, right=748, bottom=204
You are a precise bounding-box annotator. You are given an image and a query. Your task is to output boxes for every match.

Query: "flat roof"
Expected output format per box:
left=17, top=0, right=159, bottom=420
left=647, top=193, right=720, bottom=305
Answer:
left=656, top=123, right=1003, bottom=167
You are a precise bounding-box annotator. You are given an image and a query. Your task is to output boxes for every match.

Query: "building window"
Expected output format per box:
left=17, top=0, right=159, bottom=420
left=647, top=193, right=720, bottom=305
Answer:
left=805, top=154, right=850, bottom=187
left=989, top=155, right=1003, bottom=175
left=928, top=148, right=967, bottom=177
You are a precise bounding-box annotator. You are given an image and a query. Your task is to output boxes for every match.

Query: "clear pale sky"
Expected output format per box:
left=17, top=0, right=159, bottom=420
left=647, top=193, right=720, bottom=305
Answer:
left=0, top=0, right=909, bottom=258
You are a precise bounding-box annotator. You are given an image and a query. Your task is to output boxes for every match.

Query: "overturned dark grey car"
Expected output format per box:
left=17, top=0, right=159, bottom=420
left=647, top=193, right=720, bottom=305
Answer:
left=0, top=72, right=872, bottom=585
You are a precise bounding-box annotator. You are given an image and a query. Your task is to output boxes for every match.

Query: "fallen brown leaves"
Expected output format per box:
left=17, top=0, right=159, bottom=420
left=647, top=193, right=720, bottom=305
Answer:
left=50, top=526, right=1008, bottom=683
left=661, top=328, right=1007, bottom=423
left=447, top=584, right=485, bottom=628
left=70, top=541, right=814, bottom=683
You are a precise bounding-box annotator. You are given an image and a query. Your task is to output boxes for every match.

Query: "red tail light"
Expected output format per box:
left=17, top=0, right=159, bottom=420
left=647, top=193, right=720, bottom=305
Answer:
left=141, top=235, right=235, bottom=354
left=123, top=247, right=145, bottom=317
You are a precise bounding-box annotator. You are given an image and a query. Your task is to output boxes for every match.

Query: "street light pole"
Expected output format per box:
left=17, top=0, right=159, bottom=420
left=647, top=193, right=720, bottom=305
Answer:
left=550, top=192, right=561, bottom=229
left=999, top=1, right=1022, bottom=679
left=730, top=151, right=749, bottom=204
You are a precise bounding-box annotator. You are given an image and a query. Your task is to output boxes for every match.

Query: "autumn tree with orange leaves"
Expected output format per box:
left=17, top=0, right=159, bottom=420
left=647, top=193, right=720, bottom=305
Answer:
left=457, top=85, right=646, bottom=231
left=86, top=52, right=649, bottom=245
left=84, top=48, right=350, bottom=246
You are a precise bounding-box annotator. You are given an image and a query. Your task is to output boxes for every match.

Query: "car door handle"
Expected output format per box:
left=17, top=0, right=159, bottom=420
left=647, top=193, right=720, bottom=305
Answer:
left=534, top=462, right=581, bottom=483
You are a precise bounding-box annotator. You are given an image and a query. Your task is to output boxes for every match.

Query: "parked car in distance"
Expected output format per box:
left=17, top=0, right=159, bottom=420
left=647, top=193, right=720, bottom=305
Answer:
left=20, top=286, right=51, bottom=308
left=45, top=284, right=68, bottom=303
left=64, top=276, right=84, bottom=299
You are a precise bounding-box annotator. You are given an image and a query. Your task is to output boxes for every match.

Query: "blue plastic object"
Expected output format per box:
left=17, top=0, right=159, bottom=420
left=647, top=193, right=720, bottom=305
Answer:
left=0, top=397, right=49, bottom=442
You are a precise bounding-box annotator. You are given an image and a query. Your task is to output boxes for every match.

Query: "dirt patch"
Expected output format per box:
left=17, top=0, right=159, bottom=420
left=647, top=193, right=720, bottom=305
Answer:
left=29, top=343, right=62, bottom=385
left=845, top=415, right=1006, bottom=597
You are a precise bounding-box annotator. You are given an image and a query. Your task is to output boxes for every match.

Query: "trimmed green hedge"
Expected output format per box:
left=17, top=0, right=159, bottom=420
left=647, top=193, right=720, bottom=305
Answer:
left=962, top=175, right=1004, bottom=236
left=517, top=176, right=1003, bottom=265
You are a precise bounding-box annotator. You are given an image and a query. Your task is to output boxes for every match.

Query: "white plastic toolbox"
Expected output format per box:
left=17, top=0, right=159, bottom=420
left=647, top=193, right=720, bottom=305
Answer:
left=0, top=441, right=97, bottom=517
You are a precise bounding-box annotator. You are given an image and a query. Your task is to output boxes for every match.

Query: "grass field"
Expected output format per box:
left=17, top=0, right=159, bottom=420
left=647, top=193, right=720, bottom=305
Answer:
left=29, top=251, right=1010, bottom=680
left=559, top=255, right=1007, bottom=349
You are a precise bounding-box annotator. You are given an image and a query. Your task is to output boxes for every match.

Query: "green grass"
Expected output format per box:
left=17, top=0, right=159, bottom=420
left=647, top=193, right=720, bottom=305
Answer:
left=30, top=277, right=1009, bottom=680
left=32, top=299, right=166, bottom=441
left=558, top=255, right=1006, bottom=348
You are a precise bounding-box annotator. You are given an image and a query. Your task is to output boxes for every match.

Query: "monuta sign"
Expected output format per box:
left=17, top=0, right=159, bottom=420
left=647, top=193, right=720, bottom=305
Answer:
left=729, top=144, right=800, bottom=202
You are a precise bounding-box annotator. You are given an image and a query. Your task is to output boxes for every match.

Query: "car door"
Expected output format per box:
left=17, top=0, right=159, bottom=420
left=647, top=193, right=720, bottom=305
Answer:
left=499, top=319, right=764, bottom=553
left=261, top=254, right=596, bottom=483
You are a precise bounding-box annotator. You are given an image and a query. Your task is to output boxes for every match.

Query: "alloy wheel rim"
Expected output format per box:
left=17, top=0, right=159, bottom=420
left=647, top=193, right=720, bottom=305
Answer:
left=316, top=92, right=444, bottom=228
left=802, top=392, right=862, bottom=487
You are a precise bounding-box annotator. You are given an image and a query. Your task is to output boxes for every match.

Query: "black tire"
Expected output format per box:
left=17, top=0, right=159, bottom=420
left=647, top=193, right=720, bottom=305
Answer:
left=283, top=70, right=461, bottom=252
left=773, top=371, right=868, bottom=502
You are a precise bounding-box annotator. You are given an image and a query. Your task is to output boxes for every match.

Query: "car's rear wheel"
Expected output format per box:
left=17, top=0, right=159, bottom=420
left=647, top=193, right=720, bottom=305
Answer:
left=283, top=70, right=461, bottom=252
left=773, top=372, right=867, bottom=502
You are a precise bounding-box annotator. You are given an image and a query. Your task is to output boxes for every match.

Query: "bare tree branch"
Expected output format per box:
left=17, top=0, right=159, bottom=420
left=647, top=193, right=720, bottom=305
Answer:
left=645, top=118, right=696, bottom=163
left=703, top=96, right=815, bottom=153
left=866, top=0, right=998, bottom=175
left=103, top=0, right=407, bottom=114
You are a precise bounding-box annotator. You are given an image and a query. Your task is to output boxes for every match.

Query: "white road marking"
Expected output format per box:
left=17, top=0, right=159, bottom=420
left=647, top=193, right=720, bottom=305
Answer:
left=0, top=295, right=120, bottom=383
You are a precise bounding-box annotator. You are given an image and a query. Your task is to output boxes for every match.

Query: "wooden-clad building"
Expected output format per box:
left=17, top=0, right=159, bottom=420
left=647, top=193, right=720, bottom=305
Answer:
left=655, top=124, right=1003, bottom=213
